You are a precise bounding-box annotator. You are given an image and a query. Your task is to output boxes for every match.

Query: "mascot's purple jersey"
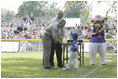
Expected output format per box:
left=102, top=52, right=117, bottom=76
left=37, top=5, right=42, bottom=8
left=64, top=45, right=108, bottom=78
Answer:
left=90, top=28, right=106, bottom=43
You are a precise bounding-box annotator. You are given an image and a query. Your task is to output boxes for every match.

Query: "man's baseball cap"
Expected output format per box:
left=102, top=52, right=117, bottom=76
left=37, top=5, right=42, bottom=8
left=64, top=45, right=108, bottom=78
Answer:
left=93, top=15, right=104, bottom=21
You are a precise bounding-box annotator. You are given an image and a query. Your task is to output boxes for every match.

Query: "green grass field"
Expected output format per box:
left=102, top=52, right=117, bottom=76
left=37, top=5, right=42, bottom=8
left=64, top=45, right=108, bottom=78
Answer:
left=1, top=52, right=117, bottom=78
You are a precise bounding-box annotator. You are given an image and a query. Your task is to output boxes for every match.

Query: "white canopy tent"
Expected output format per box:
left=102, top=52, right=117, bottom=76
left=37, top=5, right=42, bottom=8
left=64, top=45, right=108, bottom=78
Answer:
left=64, top=18, right=80, bottom=27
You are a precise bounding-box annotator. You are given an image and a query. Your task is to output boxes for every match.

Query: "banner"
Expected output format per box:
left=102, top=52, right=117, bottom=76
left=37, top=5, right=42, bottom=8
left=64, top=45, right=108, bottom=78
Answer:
left=1, top=41, right=19, bottom=52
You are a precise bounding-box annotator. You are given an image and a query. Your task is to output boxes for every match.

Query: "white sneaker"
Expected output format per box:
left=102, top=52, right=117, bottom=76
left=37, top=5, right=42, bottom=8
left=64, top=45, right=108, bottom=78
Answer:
left=63, top=67, right=69, bottom=70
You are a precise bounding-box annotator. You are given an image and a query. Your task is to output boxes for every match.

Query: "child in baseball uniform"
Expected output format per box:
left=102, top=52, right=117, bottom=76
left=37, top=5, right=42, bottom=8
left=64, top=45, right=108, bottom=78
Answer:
left=63, top=33, right=79, bottom=70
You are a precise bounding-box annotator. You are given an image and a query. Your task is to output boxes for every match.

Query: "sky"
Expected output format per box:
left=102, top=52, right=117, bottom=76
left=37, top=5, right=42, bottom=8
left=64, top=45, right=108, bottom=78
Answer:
left=1, top=0, right=24, bottom=13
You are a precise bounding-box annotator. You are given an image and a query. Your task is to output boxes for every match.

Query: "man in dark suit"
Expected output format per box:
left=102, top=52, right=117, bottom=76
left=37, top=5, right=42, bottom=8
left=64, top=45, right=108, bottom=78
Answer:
left=50, top=10, right=65, bottom=68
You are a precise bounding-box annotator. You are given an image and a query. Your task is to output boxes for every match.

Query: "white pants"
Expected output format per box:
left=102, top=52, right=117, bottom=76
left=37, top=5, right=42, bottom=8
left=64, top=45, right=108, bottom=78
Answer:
left=89, top=43, right=106, bottom=64
left=66, top=51, right=78, bottom=69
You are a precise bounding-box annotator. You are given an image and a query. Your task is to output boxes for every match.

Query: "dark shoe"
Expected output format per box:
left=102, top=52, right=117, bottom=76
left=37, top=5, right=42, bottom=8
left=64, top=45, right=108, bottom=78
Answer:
left=102, top=64, right=107, bottom=65
left=75, top=68, right=78, bottom=71
left=58, top=65, right=65, bottom=68
left=44, top=67, right=52, bottom=69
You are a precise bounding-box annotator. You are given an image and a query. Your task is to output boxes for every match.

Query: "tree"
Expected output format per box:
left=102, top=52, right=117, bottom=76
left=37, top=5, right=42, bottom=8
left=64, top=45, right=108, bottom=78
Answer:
left=16, top=1, right=57, bottom=25
left=49, top=2, right=60, bottom=14
left=1, top=8, right=15, bottom=22
left=98, top=1, right=117, bottom=17
left=16, top=1, right=48, bottom=17
left=64, top=1, right=91, bottom=24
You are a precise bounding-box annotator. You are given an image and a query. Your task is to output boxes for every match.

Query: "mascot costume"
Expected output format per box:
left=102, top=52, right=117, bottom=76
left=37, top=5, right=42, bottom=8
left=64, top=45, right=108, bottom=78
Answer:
left=89, top=15, right=107, bottom=65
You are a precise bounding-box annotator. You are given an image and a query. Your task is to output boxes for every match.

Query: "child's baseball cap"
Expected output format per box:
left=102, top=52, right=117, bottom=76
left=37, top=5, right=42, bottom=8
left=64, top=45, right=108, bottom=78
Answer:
left=72, top=33, right=78, bottom=38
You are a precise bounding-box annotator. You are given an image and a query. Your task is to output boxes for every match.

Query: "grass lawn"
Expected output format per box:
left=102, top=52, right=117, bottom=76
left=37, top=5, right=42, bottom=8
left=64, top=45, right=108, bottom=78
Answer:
left=1, top=52, right=117, bottom=78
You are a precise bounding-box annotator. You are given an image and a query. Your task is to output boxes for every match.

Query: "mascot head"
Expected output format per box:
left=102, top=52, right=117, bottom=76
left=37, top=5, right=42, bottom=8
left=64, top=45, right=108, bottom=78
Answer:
left=91, top=15, right=105, bottom=31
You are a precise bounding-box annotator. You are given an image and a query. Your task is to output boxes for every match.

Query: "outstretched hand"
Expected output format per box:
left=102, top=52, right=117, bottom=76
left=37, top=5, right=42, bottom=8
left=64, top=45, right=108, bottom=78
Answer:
left=62, top=42, right=70, bottom=46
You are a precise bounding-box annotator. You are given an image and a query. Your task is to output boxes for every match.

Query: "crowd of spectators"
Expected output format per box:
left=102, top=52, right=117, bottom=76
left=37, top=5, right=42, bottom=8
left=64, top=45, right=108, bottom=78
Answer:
left=64, top=21, right=117, bottom=40
left=1, top=21, right=46, bottom=39
left=1, top=19, right=117, bottom=53
left=1, top=19, right=117, bottom=40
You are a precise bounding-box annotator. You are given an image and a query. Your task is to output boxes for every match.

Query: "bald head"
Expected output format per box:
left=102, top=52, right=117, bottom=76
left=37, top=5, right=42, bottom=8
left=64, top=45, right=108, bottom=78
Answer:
left=57, top=10, right=64, bottom=19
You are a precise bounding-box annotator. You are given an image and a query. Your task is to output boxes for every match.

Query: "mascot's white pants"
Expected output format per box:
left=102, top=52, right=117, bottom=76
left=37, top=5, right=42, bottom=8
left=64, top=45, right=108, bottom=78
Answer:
left=89, top=43, right=106, bottom=64
left=66, top=51, right=78, bottom=69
